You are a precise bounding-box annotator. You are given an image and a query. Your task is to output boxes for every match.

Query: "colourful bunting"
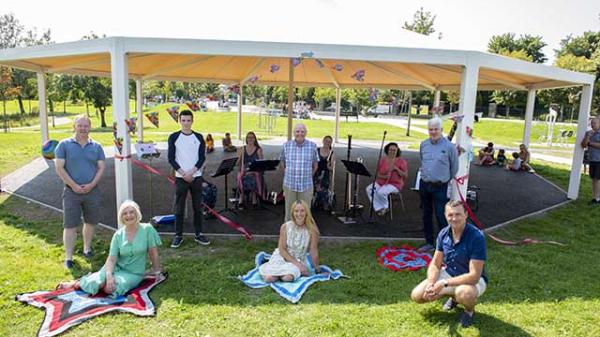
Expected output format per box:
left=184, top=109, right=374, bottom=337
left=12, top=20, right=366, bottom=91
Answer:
left=145, top=112, right=160, bottom=128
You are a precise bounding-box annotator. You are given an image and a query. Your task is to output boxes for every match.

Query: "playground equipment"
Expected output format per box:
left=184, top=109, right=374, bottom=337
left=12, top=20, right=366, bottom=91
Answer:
left=257, top=104, right=277, bottom=134
left=538, top=104, right=558, bottom=146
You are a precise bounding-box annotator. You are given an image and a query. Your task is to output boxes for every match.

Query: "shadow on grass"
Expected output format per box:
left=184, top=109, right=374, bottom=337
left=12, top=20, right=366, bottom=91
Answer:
left=422, top=309, right=532, bottom=337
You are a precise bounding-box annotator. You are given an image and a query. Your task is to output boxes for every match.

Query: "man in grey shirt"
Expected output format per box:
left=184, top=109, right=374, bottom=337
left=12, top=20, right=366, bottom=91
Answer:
left=581, top=116, right=600, bottom=204
left=418, top=117, right=459, bottom=251
left=55, top=115, right=105, bottom=268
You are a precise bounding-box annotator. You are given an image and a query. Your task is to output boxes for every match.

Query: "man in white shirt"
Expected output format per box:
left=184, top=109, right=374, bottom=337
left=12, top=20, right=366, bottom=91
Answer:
left=167, top=110, right=209, bottom=248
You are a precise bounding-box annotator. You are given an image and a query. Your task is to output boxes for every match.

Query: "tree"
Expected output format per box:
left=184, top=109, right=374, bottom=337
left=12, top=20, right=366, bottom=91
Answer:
left=403, top=7, right=440, bottom=39
left=553, top=31, right=600, bottom=115
left=0, top=66, right=19, bottom=131
left=0, top=13, right=52, bottom=114
left=488, top=33, right=547, bottom=63
left=83, top=77, right=112, bottom=127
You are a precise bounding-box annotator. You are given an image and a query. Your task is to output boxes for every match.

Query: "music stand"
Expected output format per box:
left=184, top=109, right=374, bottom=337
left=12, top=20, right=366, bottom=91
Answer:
left=211, top=157, right=238, bottom=216
left=246, top=160, right=280, bottom=212
left=337, top=159, right=371, bottom=225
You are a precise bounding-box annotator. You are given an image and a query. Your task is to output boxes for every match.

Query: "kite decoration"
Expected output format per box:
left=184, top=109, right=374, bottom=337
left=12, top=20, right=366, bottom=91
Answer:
left=166, top=106, right=179, bottom=122
left=368, top=88, right=379, bottom=102
left=448, top=113, right=465, bottom=123
left=15, top=274, right=167, bottom=337
left=114, top=137, right=124, bottom=155
left=125, top=117, right=137, bottom=134
left=291, top=58, right=302, bottom=67
left=315, top=59, right=325, bottom=69
left=41, top=140, right=59, bottom=160
left=186, top=101, right=200, bottom=111
left=376, top=245, right=432, bottom=272
left=247, top=75, right=260, bottom=84
left=351, top=69, right=366, bottom=82
left=333, top=64, right=344, bottom=72
left=145, top=112, right=160, bottom=128
left=228, top=84, right=240, bottom=95
left=269, top=64, right=280, bottom=73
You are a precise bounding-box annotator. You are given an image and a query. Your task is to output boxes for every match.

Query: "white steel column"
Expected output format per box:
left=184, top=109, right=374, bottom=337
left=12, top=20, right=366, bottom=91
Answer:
left=433, top=89, right=441, bottom=116
left=568, top=84, right=594, bottom=200
left=334, top=87, right=341, bottom=143
left=136, top=79, right=144, bottom=142
left=287, top=59, right=295, bottom=141
left=36, top=72, right=49, bottom=143
left=522, top=89, right=536, bottom=148
left=452, top=63, right=479, bottom=201
left=111, top=39, right=133, bottom=221
left=237, top=83, right=243, bottom=140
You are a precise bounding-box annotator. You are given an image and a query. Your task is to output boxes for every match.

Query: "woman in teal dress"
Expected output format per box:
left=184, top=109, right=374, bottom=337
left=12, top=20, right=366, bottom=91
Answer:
left=58, top=200, right=162, bottom=297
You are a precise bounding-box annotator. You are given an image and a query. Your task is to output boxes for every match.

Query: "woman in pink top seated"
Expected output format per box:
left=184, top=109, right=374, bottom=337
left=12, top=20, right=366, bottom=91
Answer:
left=366, top=142, right=409, bottom=216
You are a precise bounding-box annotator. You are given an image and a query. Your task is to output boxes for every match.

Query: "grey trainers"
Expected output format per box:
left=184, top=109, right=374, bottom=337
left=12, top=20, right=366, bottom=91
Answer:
left=442, top=298, right=457, bottom=311
left=170, top=236, right=183, bottom=248
left=194, top=234, right=210, bottom=246
left=460, top=311, right=474, bottom=328
left=417, top=243, right=435, bottom=252
left=64, top=260, right=74, bottom=269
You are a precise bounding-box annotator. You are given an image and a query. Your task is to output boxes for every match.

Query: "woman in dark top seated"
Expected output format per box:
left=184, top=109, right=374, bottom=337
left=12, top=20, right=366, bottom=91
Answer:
left=313, top=135, right=335, bottom=210
left=236, top=131, right=264, bottom=207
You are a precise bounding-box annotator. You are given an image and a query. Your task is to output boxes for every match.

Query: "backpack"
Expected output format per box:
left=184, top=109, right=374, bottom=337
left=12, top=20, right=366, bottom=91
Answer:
left=202, top=181, right=218, bottom=209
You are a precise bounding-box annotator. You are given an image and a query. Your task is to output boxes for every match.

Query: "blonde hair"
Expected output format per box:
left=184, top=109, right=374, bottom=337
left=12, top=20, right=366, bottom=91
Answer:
left=290, top=200, right=320, bottom=236
left=118, top=200, right=142, bottom=227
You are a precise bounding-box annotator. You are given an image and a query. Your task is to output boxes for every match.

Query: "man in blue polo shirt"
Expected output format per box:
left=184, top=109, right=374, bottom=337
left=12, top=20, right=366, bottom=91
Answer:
left=55, top=115, right=105, bottom=269
left=411, top=200, right=488, bottom=328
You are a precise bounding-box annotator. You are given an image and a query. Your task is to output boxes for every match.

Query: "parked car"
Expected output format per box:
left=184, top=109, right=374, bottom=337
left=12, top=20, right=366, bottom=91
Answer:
left=366, top=104, right=392, bottom=116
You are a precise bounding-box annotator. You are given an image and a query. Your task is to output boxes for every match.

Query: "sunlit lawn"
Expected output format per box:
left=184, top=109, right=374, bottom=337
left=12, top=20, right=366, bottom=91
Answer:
left=1, top=158, right=600, bottom=336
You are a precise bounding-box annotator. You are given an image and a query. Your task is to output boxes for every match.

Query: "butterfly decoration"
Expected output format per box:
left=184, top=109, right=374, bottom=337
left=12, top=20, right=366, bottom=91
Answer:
left=300, top=51, right=314, bottom=58
left=333, top=64, right=343, bottom=72
left=114, top=137, right=124, bottom=155
left=186, top=101, right=200, bottom=111
left=466, top=126, right=473, bottom=137
left=351, top=69, right=366, bottom=82
left=315, top=59, right=325, bottom=69
left=269, top=64, right=280, bottom=73
left=291, top=58, right=302, bottom=67
left=247, top=75, right=260, bottom=84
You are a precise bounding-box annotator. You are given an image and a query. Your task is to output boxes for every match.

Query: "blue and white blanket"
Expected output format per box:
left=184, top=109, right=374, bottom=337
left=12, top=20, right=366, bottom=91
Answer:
left=238, top=251, right=346, bottom=303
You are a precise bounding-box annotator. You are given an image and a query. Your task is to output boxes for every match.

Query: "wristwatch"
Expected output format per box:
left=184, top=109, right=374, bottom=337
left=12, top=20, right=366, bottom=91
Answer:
left=443, top=280, right=449, bottom=287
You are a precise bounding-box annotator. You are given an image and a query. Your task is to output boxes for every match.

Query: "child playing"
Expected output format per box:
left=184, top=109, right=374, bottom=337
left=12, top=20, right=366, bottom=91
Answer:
left=496, top=149, right=507, bottom=166
left=505, top=152, right=522, bottom=171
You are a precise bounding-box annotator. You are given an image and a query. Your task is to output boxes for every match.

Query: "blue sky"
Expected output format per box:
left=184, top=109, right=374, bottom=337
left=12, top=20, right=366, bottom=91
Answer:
left=4, top=0, right=600, bottom=63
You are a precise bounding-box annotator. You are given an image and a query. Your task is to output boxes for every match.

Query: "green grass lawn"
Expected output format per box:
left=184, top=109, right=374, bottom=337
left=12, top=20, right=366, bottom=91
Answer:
left=443, top=119, right=577, bottom=149
left=0, top=104, right=419, bottom=177
left=1, top=158, right=600, bottom=336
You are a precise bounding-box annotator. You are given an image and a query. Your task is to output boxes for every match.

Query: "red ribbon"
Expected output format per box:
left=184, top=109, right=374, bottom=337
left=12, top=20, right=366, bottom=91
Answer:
left=453, top=176, right=564, bottom=246
left=132, top=159, right=253, bottom=240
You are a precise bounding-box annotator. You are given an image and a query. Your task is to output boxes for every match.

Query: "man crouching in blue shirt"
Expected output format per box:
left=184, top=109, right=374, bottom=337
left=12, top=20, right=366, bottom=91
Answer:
left=411, top=200, right=487, bottom=328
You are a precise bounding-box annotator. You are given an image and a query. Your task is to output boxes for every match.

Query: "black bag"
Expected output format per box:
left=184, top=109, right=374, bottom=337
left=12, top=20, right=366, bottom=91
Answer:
left=202, top=181, right=218, bottom=209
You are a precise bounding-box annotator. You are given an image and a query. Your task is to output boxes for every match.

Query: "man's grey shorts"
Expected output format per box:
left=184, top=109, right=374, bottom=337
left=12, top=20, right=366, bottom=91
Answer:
left=62, top=186, right=101, bottom=228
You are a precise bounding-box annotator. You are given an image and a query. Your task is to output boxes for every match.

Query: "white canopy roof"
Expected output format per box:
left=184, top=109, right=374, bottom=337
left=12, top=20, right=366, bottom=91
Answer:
left=0, top=36, right=594, bottom=90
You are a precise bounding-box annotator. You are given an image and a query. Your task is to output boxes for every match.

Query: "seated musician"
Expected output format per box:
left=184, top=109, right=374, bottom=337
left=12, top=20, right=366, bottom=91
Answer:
left=236, top=131, right=265, bottom=208
left=313, top=135, right=335, bottom=210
